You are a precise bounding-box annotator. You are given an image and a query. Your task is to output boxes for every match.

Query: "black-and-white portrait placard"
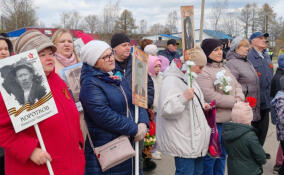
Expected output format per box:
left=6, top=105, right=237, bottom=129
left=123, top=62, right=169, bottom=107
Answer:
left=0, top=49, right=58, bottom=133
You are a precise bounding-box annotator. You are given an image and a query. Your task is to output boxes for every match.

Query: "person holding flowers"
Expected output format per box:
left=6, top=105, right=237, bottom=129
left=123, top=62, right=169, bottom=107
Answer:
left=156, top=46, right=211, bottom=175
left=197, top=38, right=244, bottom=175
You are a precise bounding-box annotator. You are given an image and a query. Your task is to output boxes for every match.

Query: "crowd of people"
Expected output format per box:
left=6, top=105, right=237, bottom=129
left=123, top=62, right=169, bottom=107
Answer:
left=0, top=28, right=283, bottom=175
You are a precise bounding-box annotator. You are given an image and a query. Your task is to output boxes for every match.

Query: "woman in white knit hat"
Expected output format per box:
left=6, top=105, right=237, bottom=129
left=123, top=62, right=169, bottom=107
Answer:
left=79, top=40, right=149, bottom=175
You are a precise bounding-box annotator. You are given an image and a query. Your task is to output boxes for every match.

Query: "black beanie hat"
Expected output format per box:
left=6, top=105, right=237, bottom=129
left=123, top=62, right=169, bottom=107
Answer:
left=0, top=33, right=13, bottom=55
left=111, top=33, right=130, bottom=48
left=201, top=38, right=222, bottom=60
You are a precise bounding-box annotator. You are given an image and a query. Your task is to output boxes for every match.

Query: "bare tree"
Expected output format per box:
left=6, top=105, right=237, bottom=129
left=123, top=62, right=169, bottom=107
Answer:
left=114, top=9, right=136, bottom=34
left=240, top=4, right=252, bottom=38
left=60, top=12, right=70, bottom=28
left=139, top=19, right=147, bottom=34
left=210, top=0, right=228, bottom=31
left=251, top=3, right=258, bottom=33
left=103, top=0, right=120, bottom=33
left=166, top=10, right=178, bottom=34
left=219, top=11, right=242, bottom=37
left=256, top=3, right=276, bottom=34
left=273, top=17, right=284, bottom=40
left=59, top=11, right=81, bottom=29
left=148, top=23, right=165, bottom=35
left=1, top=0, right=37, bottom=31
left=69, top=11, right=81, bottom=29
left=81, top=14, right=100, bottom=33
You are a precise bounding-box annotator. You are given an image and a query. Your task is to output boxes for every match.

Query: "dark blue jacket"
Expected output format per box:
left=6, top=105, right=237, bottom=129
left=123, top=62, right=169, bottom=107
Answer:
left=158, top=49, right=180, bottom=62
left=114, top=55, right=154, bottom=109
left=80, top=63, right=149, bottom=175
left=247, top=47, right=273, bottom=109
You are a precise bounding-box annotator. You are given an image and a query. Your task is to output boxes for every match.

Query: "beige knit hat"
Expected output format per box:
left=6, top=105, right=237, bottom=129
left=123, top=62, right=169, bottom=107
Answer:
left=189, top=45, right=207, bottom=66
left=14, top=30, right=57, bottom=54
left=231, top=102, right=253, bottom=125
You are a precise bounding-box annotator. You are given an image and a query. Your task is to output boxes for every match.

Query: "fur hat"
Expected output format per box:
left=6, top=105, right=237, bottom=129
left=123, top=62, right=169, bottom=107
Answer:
left=111, top=33, right=130, bottom=48
left=80, top=40, right=111, bottom=66
left=14, top=30, right=56, bottom=54
left=13, top=58, right=34, bottom=74
left=190, top=46, right=207, bottom=66
left=278, top=54, right=284, bottom=69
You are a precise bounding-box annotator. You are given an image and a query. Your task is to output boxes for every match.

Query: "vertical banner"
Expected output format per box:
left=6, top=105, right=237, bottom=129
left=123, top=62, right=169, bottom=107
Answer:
left=181, top=6, right=195, bottom=61
left=132, top=47, right=148, bottom=109
left=0, top=49, right=58, bottom=133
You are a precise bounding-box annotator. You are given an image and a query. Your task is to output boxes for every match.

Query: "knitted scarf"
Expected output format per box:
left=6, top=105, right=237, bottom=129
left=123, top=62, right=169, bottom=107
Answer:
left=55, top=53, right=77, bottom=67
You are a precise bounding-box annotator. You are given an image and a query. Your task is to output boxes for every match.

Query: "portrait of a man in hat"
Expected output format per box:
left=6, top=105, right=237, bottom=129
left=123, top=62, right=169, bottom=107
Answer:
left=0, top=58, right=46, bottom=106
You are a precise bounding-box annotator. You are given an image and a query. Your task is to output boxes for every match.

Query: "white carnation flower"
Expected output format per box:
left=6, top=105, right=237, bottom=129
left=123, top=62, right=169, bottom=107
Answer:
left=216, top=70, right=226, bottom=79
left=225, top=76, right=231, bottom=83
left=185, top=61, right=195, bottom=66
left=224, top=86, right=232, bottom=92
left=214, top=79, right=221, bottom=85
left=191, top=72, right=198, bottom=79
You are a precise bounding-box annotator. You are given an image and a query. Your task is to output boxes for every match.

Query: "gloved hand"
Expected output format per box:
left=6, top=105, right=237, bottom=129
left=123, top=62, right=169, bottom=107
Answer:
left=134, top=123, right=147, bottom=142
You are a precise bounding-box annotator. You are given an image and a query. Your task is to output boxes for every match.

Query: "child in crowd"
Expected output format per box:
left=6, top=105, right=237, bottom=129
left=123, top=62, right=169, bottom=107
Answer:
left=147, top=55, right=163, bottom=160
left=222, top=102, right=266, bottom=175
left=271, top=76, right=284, bottom=175
left=271, top=54, right=284, bottom=173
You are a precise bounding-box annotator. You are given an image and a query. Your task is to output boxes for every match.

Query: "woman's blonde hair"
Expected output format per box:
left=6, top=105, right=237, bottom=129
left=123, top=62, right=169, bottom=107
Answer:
left=51, top=29, right=72, bottom=44
left=51, top=28, right=80, bottom=61
left=237, top=39, right=249, bottom=50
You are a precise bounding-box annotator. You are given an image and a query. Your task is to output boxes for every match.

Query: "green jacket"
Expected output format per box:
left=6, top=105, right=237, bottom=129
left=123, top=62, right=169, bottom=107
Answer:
left=222, top=122, right=266, bottom=175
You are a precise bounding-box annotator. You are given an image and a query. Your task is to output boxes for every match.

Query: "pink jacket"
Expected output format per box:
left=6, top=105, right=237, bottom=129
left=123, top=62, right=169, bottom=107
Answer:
left=197, top=62, right=244, bottom=123
left=0, top=70, right=85, bottom=175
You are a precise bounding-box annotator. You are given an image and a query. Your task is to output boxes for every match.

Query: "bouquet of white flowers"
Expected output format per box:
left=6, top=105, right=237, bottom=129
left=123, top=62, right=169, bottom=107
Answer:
left=214, top=70, right=232, bottom=95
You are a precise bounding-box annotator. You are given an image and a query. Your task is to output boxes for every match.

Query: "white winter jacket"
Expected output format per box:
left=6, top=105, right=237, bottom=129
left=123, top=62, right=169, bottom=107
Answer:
left=156, top=62, right=211, bottom=158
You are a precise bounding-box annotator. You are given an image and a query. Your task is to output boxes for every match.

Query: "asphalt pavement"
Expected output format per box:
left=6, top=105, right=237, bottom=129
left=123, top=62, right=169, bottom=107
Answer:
left=144, top=119, right=279, bottom=175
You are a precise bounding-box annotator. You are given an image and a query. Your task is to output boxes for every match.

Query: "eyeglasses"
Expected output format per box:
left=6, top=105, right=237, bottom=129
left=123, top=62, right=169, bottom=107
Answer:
left=100, top=52, right=114, bottom=61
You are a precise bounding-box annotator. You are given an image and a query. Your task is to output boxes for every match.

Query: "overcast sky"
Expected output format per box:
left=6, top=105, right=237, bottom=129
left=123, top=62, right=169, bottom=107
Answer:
left=33, top=0, right=284, bottom=30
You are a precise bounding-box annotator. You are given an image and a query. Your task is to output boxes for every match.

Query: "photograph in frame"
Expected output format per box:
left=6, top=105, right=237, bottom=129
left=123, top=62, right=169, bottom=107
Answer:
left=60, top=62, right=83, bottom=111
left=0, top=49, right=58, bottom=133
left=132, top=46, right=148, bottom=109
left=181, top=6, right=195, bottom=61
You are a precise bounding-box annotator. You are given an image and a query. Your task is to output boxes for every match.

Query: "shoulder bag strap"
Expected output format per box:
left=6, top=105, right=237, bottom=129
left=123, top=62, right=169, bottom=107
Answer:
left=194, top=92, right=206, bottom=116
left=86, top=84, right=130, bottom=152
